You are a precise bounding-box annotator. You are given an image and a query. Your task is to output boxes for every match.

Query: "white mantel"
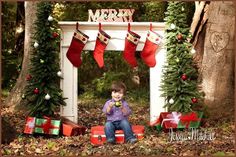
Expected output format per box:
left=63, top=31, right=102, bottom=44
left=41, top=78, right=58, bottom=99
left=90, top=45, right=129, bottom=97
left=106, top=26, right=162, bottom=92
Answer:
left=59, top=21, right=166, bottom=123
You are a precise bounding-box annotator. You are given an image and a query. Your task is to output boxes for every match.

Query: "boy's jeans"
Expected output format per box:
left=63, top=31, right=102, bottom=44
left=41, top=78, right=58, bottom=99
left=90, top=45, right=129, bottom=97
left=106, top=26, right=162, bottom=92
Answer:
left=104, top=119, right=136, bottom=142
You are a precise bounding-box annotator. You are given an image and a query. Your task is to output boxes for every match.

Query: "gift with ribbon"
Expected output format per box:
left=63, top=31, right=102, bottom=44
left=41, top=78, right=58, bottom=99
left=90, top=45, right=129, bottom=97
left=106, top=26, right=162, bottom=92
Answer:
left=159, top=111, right=203, bottom=131
left=24, top=117, right=36, bottom=134
left=34, top=116, right=61, bottom=135
left=178, top=112, right=203, bottom=129
left=149, top=116, right=163, bottom=132
left=161, top=112, right=182, bottom=129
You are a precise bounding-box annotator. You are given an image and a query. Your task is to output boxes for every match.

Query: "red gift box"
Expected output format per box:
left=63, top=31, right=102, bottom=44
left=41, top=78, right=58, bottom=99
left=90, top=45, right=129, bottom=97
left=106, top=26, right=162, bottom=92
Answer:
left=24, top=117, right=36, bottom=134
left=90, top=125, right=145, bottom=145
left=160, top=112, right=181, bottom=129
left=61, top=118, right=86, bottom=136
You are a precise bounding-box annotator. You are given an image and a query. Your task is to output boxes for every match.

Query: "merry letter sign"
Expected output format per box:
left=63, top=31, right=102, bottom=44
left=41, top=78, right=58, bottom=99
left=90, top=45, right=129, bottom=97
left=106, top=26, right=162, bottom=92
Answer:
left=88, top=9, right=135, bottom=22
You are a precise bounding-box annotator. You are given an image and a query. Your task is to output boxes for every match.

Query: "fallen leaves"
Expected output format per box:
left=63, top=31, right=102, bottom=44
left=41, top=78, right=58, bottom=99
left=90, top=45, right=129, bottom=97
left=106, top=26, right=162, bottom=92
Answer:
left=35, top=148, right=43, bottom=154
left=1, top=100, right=235, bottom=156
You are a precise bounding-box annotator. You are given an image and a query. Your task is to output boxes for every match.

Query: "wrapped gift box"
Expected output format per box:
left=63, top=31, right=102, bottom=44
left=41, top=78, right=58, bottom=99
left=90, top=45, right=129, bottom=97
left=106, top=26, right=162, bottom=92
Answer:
left=34, top=117, right=61, bottom=135
left=150, top=117, right=163, bottom=132
left=155, top=123, right=163, bottom=132
left=178, top=112, right=203, bottom=129
left=61, top=118, right=86, bottom=136
left=160, top=111, right=203, bottom=131
left=90, top=125, right=145, bottom=145
left=24, top=117, right=36, bottom=134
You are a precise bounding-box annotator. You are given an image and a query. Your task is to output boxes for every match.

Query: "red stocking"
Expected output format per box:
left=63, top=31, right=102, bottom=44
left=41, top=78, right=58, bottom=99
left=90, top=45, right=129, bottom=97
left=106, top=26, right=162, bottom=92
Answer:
left=123, top=23, right=141, bottom=68
left=93, top=23, right=111, bottom=68
left=66, top=23, right=89, bottom=67
left=141, top=23, right=162, bottom=67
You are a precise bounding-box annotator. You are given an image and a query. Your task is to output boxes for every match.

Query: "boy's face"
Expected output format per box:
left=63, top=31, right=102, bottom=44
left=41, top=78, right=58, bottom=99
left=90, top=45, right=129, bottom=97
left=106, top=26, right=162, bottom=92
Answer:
left=111, top=90, right=124, bottom=102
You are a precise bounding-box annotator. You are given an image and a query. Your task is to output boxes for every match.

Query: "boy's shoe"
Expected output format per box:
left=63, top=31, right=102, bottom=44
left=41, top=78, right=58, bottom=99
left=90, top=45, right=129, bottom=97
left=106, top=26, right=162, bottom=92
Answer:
left=127, top=138, right=137, bottom=144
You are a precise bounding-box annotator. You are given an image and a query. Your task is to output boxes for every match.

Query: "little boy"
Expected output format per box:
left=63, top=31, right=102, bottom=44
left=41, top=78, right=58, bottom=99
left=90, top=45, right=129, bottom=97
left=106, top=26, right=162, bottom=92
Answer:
left=102, top=81, right=137, bottom=144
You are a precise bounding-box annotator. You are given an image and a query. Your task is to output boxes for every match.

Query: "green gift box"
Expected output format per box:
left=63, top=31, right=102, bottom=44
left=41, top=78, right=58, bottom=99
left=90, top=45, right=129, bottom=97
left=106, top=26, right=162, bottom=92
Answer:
left=34, top=117, right=61, bottom=135
left=177, top=112, right=203, bottom=129
left=155, top=123, right=162, bottom=132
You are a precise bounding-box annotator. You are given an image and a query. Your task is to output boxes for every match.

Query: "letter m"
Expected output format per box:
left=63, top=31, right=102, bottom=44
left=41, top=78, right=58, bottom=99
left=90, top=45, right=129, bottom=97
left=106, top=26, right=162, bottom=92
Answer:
left=88, top=9, right=100, bottom=22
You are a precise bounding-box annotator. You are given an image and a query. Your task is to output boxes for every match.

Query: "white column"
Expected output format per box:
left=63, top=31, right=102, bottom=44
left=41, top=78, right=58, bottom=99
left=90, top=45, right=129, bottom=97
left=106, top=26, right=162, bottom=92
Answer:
left=150, top=48, right=167, bottom=123
left=60, top=30, right=78, bottom=123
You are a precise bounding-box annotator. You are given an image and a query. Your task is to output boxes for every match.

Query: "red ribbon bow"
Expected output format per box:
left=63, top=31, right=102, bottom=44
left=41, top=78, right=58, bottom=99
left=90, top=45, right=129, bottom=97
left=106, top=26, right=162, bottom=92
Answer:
left=36, top=116, right=58, bottom=134
left=179, top=112, right=200, bottom=128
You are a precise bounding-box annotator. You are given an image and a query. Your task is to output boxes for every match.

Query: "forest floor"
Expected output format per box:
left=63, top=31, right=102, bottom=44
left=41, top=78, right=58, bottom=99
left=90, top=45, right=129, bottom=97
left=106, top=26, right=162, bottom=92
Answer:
left=1, top=99, right=235, bottom=156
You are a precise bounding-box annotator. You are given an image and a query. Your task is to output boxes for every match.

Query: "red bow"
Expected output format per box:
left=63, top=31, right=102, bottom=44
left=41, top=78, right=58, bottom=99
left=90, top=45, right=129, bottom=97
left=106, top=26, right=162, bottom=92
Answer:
left=36, top=116, right=58, bottom=134
left=42, top=116, right=52, bottom=134
left=179, top=112, right=200, bottom=128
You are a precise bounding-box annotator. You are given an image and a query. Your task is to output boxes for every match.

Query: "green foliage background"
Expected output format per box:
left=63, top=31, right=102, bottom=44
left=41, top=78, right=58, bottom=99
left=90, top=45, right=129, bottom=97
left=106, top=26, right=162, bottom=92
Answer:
left=2, top=2, right=21, bottom=90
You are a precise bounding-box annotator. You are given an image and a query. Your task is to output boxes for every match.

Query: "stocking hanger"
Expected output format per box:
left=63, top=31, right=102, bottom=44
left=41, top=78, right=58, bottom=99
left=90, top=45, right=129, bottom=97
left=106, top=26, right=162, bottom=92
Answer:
left=76, top=22, right=102, bottom=30
left=128, top=22, right=131, bottom=31
left=99, top=22, right=102, bottom=30
left=75, top=22, right=154, bottom=43
left=150, top=23, right=153, bottom=31
left=76, top=22, right=79, bottom=30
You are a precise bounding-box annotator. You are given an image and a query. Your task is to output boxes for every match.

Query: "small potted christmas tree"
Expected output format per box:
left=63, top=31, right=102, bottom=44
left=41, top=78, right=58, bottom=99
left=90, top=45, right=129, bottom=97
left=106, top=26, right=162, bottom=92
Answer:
left=158, top=1, right=204, bottom=131
left=22, top=2, right=66, bottom=135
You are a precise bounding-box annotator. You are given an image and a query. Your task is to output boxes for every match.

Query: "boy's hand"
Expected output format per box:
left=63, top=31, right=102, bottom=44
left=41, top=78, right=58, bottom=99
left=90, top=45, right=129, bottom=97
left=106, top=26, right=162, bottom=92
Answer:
left=106, top=102, right=114, bottom=113
left=109, top=102, right=115, bottom=108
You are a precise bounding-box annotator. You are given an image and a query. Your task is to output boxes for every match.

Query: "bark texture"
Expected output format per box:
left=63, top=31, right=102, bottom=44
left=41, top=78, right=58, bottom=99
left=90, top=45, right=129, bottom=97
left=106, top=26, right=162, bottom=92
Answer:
left=3, top=2, right=38, bottom=108
left=200, top=1, right=235, bottom=115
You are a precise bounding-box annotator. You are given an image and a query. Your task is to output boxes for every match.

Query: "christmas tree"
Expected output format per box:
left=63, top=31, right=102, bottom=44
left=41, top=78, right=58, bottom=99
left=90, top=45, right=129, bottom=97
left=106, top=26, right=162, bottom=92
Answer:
left=21, top=2, right=66, bottom=117
left=161, top=1, right=202, bottom=113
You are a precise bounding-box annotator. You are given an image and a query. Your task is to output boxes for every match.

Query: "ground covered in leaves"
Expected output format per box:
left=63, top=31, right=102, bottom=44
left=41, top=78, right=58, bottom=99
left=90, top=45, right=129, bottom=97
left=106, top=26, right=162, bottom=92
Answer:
left=1, top=99, right=235, bottom=156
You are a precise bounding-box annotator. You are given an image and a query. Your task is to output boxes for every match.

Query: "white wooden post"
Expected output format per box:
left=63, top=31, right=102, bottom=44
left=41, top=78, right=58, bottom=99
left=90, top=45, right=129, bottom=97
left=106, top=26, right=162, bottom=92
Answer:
left=59, top=22, right=166, bottom=123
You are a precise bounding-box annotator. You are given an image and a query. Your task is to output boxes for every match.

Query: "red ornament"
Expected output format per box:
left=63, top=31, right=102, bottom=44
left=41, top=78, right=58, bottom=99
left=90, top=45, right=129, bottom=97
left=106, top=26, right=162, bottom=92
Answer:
left=191, top=97, right=198, bottom=103
left=52, top=32, right=59, bottom=38
left=177, top=34, right=183, bottom=40
left=34, top=88, right=39, bottom=94
left=181, top=74, right=187, bottom=81
left=26, top=74, right=32, bottom=81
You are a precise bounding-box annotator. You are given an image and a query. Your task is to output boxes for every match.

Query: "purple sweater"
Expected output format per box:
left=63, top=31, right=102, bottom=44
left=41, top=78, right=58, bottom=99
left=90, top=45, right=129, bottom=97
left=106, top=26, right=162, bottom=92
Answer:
left=102, top=99, right=132, bottom=122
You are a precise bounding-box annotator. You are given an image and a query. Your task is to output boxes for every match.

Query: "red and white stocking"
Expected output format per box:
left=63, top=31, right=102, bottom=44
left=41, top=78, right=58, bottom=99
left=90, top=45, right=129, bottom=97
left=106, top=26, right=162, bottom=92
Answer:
left=66, top=23, right=89, bottom=67
left=123, top=23, right=141, bottom=68
left=141, top=23, right=162, bottom=67
left=93, top=23, right=111, bottom=68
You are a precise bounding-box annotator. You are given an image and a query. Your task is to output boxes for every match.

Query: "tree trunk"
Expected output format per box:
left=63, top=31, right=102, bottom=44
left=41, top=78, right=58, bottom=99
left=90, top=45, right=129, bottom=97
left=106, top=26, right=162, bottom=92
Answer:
left=190, top=2, right=209, bottom=69
left=190, top=1, right=206, bottom=37
left=200, top=1, right=235, bottom=117
left=3, top=1, right=39, bottom=108
left=14, top=2, right=25, bottom=58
